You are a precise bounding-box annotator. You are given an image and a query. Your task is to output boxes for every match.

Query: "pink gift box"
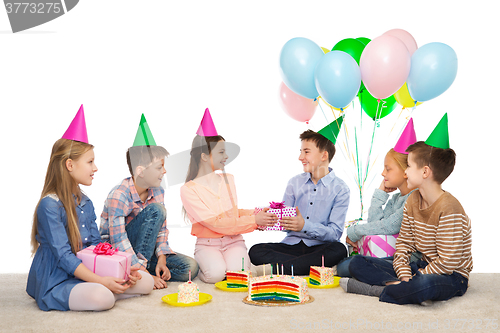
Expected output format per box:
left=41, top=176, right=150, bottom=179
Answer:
left=77, top=245, right=132, bottom=280
left=255, top=202, right=296, bottom=231
left=357, top=234, right=399, bottom=258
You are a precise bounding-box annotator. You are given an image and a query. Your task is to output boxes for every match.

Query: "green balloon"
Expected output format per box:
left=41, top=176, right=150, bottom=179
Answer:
left=356, top=37, right=371, bottom=46
left=359, top=89, right=397, bottom=120
left=331, top=38, right=366, bottom=65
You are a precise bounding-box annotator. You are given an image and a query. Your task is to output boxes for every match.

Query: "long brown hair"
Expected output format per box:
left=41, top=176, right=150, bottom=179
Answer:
left=31, top=138, right=94, bottom=255
left=182, top=134, right=225, bottom=220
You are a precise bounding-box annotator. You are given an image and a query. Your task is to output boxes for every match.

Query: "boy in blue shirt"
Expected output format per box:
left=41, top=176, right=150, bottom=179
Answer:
left=249, top=122, right=350, bottom=275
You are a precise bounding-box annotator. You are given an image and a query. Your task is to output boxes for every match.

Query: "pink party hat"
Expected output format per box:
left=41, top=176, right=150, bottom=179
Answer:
left=394, top=118, right=416, bottom=154
left=61, top=105, right=88, bottom=143
left=196, top=108, right=218, bottom=136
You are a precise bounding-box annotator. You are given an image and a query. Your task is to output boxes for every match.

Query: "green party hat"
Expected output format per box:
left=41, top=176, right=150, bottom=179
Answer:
left=318, top=116, right=344, bottom=144
left=425, top=113, right=449, bottom=149
left=133, top=114, right=157, bottom=146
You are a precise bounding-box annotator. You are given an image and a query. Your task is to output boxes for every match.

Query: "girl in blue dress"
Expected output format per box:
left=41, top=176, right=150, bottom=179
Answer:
left=27, top=138, right=153, bottom=311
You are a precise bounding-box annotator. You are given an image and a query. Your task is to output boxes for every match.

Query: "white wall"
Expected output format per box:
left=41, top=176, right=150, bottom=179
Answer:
left=0, top=0, right=498, bottom=273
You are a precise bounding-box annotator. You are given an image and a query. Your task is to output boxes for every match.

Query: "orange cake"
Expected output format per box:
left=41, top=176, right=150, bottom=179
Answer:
left=226, top=270, right=251, bottom=288
left=248, top=275, right=309, bottom=303
left=309, top=266, right=335, bottom=286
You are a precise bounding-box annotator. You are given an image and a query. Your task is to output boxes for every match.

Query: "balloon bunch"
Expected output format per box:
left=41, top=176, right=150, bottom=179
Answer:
left=278, top=29, right=458, bottom=217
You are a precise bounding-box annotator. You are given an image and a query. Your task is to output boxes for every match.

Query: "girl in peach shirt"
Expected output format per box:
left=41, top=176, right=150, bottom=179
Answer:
left=180, top=135, right=275, bottom=283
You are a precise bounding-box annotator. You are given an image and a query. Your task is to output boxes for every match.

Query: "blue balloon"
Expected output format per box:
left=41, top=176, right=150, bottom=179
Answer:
left=279, top=37, right=324, bottom=99
left=314, top=51, right=361, bottom=109
left=407, top=42, right=458, bottom=102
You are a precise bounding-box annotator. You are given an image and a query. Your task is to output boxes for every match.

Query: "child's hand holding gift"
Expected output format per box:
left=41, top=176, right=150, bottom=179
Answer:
left=280, top=207, right=305, bottom=232
left=125, top=267, right=143, bottom=287
left=255, top=207, right=277, bottom=227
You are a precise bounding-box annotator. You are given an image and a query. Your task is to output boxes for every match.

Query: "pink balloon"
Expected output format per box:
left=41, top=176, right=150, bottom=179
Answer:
left=279, top=82, right=318, bottom=123
left=383, top=28, right=418, bottom=55
left=360, top=35, right=411, bottom=100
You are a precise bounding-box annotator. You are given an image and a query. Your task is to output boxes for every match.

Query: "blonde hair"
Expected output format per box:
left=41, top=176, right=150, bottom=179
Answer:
left=387, top=148, right=408, bottom=171
left=31, top=139, right=94, bottom=255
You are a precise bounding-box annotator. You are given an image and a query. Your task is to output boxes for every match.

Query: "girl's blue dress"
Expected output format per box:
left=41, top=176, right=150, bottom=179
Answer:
left=26, top=194, right=101, bottom=311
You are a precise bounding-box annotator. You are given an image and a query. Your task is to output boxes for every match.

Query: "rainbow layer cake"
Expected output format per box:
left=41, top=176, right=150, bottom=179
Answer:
left=178, top=281, right=199, bottom=303
left=309, top=266, right=335, bottom=286
left=226, top=270, right=251, bottom=288
left=248, top=275, right=309, bottom=303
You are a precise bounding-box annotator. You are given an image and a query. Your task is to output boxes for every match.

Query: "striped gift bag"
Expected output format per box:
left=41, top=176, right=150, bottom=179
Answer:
left=357, top=234, right=399, bottom=258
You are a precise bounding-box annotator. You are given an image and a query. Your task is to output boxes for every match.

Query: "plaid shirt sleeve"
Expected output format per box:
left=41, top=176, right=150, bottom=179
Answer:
left=106, top=189, right=147, bottom=270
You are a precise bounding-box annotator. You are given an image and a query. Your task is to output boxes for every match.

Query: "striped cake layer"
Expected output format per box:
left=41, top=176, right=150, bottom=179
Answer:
left=226, top=271, right=251, bottom=288
left=309, top=266, right=334, bottom=286
left=248, top=275, right=309, bottom=303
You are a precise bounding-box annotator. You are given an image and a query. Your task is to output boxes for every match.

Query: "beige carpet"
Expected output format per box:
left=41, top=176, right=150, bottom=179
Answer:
left=2, top=273, right=499, bottom=333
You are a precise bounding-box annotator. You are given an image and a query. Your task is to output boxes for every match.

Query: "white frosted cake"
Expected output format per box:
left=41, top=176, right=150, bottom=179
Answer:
left=178, top=281, right=199, bottom=303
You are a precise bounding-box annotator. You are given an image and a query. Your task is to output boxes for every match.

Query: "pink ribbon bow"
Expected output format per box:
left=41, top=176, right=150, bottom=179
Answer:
left=89, top=243, right=129, bottom=280
left=93, top=242, right=118, bottom=255
left=269, top=201, right=285, bottom=209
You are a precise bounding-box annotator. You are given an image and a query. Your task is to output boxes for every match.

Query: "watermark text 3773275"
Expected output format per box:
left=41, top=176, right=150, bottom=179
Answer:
left=4, top=0, right=79, bottom=33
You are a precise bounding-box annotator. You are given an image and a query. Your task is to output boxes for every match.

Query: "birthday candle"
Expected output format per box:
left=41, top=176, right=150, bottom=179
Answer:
left=263, top=264, right=265, bottom=276
left=276, top=263, right=279, bottom=276
left=281, top=264, right=284, bottom=276
left=322, top=255, right=324, bottom=268
left=242, top=257, right=244, bottom=271
left=188, top=270, right=192, bottom=283
left=291, top=265, right=294, bottom=277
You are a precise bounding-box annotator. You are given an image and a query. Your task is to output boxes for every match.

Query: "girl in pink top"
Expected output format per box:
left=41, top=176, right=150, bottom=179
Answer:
left=180, top=135, right=276, bottom=283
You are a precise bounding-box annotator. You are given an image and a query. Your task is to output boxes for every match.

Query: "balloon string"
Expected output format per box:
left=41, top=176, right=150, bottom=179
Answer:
left=366, top=104, right=417, bottom=179
left=317, top=97, right=348, bottom=161
left=354, top=127, right=363, bottom=218
left=363, top=99, right=384, bottom=184
left=317, top=97, right=359, bottom=189
left=333, top=105, right=361, bottom=190
left=318, top=97, right=348, bottom=159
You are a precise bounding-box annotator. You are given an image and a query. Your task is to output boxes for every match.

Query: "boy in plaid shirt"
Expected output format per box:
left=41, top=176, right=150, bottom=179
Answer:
left=100, top=115, right=198, bottom=289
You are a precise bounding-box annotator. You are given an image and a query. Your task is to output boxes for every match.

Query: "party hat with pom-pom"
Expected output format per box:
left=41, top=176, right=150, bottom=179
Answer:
left=394, top=118, right=417, bottom=154
left=318, top=116, right=343, bottom=145
left=62, top=104, right=88, bottom=143
left=133, top=114, right=157, bottom=146
left=196, top=108, right=219, bottom=136
left=425, top=113, right=449, bottom=149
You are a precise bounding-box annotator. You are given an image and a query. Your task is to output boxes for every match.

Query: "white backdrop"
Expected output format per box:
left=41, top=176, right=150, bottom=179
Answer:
left=0, top=0, right=498, bottom=273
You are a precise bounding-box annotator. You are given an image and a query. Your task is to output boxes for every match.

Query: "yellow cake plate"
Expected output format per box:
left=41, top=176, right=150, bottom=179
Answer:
left=306, top=276, right=340, bottom=289
left=161, top=292, right=212, bottom=307
left=215, top=280, right=248, bottom=292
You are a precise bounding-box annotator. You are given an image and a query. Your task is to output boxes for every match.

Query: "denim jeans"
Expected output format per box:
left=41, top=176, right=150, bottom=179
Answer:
left=125, top=203, right=198, bottom=282
left=349, top=255, right=468, bottom=304
left=338, top=251, right=423, bottom=278
left=148, top=253, right=199, bottom=282
left=337, top=256, right=354, bottom=277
